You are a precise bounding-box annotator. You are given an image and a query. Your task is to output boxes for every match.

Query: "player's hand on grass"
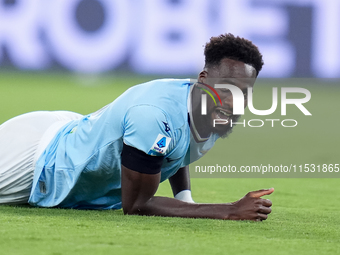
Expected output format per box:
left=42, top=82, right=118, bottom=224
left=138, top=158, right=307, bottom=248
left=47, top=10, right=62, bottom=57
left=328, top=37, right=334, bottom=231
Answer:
left=228, top=188, right=274, bottom=221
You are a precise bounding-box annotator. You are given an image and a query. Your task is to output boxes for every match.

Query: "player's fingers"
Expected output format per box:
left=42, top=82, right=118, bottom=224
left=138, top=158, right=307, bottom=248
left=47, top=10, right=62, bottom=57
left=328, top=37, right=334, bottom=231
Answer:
left=255, top=213, right=268, bottom=221
left=249, top=188, right=274, bottom=198
left=257, top=198, right=272, bottom=207
left=257, top=206, right=272, bottom=215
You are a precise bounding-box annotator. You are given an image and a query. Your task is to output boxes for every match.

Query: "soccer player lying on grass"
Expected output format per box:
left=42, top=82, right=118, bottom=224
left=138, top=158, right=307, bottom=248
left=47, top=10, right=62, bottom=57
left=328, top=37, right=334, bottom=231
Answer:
left=0, top=33, right=273, bottom=221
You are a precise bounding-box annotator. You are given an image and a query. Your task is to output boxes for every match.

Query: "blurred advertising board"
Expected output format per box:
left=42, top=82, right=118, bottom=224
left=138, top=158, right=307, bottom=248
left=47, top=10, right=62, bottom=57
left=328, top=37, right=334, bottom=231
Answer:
left=0, top=0, right=339, bottom=77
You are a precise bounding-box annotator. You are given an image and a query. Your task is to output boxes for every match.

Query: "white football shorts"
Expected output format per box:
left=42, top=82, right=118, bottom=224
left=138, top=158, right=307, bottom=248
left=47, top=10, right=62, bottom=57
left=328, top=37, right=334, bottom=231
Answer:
left=0, top=111, right=82, bottom=204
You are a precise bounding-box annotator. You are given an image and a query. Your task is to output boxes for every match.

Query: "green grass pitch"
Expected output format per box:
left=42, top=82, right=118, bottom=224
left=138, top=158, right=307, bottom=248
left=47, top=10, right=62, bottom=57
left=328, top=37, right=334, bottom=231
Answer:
left=0, top=72, right=340, bottom=255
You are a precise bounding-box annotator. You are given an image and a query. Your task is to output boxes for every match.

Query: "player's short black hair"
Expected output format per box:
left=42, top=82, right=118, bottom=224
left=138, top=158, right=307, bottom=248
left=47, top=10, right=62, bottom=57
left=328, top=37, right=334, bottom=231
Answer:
left=204, top=33, right=264, bottom=76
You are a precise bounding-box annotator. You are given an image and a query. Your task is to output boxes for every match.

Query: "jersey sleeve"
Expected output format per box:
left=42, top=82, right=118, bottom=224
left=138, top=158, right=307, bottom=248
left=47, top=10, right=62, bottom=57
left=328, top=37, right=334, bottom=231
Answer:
left=123, top=105, right=172, bottom=157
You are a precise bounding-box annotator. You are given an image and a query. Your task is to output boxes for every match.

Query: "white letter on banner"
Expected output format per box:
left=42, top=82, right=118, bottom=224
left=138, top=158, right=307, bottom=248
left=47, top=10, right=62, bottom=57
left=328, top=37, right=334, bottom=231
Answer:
left=45, top=0, right=129, bottom=73
left=0, top=0, right=49, bottom=69
left=312, top=0, right=340, bottom=78
left=218, top=0, right=294, bottom=77
left=131, top=0, right=209, bottom=74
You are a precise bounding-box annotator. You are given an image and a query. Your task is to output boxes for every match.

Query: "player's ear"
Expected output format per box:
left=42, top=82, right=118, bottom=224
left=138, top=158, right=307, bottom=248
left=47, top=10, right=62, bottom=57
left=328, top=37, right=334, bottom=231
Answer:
left=198, top=70, right=208, bottom=83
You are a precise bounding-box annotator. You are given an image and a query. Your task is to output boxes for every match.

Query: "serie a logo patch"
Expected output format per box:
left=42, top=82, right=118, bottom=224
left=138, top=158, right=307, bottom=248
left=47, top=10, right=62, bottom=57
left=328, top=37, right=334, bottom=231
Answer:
left=149, top=134, right=171, bottom=156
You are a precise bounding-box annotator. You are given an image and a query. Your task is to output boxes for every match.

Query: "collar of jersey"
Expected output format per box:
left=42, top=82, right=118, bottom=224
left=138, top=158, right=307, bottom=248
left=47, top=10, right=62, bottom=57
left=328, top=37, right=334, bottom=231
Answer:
left=188, top=83, right=210, bottom=143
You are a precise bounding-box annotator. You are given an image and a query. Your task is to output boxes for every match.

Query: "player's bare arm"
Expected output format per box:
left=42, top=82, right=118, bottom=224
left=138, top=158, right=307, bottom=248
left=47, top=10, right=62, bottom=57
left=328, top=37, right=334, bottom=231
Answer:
left=121, top=163, right=273, bottom=221
left=169, top=166, right=191, bottom=196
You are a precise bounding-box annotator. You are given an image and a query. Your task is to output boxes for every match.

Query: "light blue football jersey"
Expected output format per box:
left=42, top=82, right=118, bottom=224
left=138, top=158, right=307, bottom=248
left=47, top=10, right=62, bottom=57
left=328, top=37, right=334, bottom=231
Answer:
left=28, top=79, right=218, bottom=209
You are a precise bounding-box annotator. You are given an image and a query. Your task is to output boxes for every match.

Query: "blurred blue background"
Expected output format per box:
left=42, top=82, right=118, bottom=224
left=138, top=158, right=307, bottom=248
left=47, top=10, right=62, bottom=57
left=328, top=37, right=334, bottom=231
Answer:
left=1, top=0, right=340, bottom=78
